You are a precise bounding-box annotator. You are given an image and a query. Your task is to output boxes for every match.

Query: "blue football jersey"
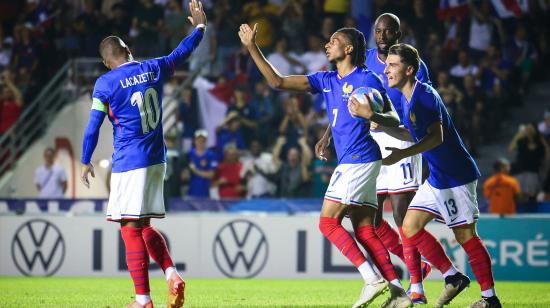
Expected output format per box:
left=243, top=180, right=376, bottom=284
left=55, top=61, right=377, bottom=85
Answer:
left=365, top=48, right=431, bottom=122
left=307, top=67, right=384, bottom=164
left=188, top=148, right=218, bottom=197
left=401, top=82, right=480, bottom=189
left=91, top=28, right=203, bottom=173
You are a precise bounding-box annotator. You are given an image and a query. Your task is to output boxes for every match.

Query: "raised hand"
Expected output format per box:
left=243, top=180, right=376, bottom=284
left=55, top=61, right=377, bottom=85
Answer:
left=187, top=0, right=207, bottom=26
left=238, top=23, right=258, bottom=47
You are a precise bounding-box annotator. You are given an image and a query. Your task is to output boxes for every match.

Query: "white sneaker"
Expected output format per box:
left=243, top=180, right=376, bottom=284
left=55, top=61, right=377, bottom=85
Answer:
left=352, top=279, right=389, bottom=308
left=380, top=284, right=413, bottom=308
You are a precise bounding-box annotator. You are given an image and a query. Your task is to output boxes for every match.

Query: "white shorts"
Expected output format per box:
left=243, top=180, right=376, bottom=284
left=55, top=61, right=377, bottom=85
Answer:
left=324, top=161, right=381, bottom=209
left=107, top=163, right=166, bottom=221
left=372, top=131, right=422, bottom=194
left=409, top=180, right=479, bottom=227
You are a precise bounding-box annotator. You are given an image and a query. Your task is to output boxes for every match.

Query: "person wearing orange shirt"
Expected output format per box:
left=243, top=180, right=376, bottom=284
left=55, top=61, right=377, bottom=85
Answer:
left=483, top=159, right=522, bottom=214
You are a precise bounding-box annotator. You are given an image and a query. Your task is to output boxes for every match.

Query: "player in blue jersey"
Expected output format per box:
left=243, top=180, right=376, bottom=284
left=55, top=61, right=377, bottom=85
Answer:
left=239, top=24, right=412, bottom=308
left=79, top=1, right=206, bottom=307
left=379, top=43, right=501, bottom=308
left=365, top=13, right=432, bottom=304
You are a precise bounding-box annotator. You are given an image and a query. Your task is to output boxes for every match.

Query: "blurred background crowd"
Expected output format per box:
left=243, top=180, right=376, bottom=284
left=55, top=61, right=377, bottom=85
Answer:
left=1, top=0, right=550, bottom=213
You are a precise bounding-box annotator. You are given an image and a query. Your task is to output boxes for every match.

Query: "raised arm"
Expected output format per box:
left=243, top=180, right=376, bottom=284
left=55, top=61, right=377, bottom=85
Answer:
left=238, top=23, right=311, bottom=92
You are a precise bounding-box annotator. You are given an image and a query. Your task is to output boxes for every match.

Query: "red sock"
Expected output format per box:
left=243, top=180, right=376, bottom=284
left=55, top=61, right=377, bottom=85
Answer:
left=356, top=225, right=398, bottom=281
left=142, top=225, right=175, bottom=272
left=121, top=226, right=150, bottom=295
left=462, top=236, right=495, bottom=291
left=399, top=227, right=422, bottom=283
left=375, top=219, right=405, bottom=261
left=319, top=217, right=367, bottom=267
left=406, top=228, right=453, bottom=274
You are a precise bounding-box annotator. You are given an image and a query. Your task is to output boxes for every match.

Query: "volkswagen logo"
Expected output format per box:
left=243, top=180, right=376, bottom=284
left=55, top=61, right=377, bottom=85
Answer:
left=213, top=219, right=268, bottom=278
left=11, top=219, right=65, bottom=276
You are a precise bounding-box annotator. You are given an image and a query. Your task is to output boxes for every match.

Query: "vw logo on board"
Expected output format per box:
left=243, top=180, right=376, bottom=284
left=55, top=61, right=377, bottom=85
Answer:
left=213, top=219, right=269, bottom=278
left=11, top=219, right=65, bottom=276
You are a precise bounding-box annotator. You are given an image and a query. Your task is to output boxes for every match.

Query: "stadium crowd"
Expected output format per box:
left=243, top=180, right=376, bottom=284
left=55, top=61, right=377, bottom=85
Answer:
left=1, top=0, right=550, bottom=210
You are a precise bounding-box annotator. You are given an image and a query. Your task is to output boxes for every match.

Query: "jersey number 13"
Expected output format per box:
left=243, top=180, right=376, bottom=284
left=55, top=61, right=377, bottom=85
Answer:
left=131, top=88, right=160, bottom=134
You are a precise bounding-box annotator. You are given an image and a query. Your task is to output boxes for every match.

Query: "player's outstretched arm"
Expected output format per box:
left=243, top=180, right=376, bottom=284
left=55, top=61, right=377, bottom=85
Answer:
left=383, top=121, right=443, bottom=165
left=165, top=0, right=207, bottom=69
left=238, top=23, right=311, bottom=92
left=81, top=109, right=106, bottom=188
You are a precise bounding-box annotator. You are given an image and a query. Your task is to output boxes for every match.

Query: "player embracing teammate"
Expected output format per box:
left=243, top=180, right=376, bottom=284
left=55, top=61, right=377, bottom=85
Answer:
left=378, top=43, right=501, bottom=308
left=239, top=20, right=414, bottom=308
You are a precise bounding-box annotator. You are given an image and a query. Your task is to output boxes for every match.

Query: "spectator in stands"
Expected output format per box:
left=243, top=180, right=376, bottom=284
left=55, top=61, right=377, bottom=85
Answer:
left=213, top=144, right=245, bottom=199
left=108, top=3, right=131, bottom=43
left=300, top=34, right=329, bottom=74
left=279, top=0, right=305, bottom=52
left=278, top=95, right=307, bottom=152
left=311, top=145, right=336, bottom=198
left=34, top=147, right=67, bottom=198
left=187, top=129, right=217, bottom=198
left=241, top=140, right=277, bottom=198
left=164, top=133, right=184, bottom=206
left=467, top=0, right=500, bottom=60
left=0, top=71, right=23, bottom=135
left=12, top=23, right=38, bottom=73
left=483, top=158, right=522, bottom=214
left=250, top=80, right=277, bottom=147
left=538, top=109, right=550, bottom=145
left=436, top=71, right=463, bottom=122
left=479, top=45, right=511, bottom=96
left=165, top=0, right=188, bottom=51
left=188, top=18, right=216, bottom=76
left=319, top=16, right=335, bottom=43
left=272, top=136, right=312, bottom=197
left=508, top=122, right=548, bottom=201
left=461, top=74, right=484, bottom=155
left=132, top=0, right=164, bottom=56
left=0, top=37, right=13, bottom=70
left=267, top=36, right=304, bottom=76
left=215, top=111, right=246, bottom=158
left=178, top=86, right=198, bottom=152
left=450, top=50, right=480, bottom=82
left=227, top=85, right=258, bottom=146
left=242, top=0, right=279, bottom=51
left=506, top=24, right=537, bottom=96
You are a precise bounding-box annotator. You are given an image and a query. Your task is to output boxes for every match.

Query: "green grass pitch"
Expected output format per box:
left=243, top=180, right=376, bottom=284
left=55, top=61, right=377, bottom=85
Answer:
left=1, top=277, right=549, bottom=307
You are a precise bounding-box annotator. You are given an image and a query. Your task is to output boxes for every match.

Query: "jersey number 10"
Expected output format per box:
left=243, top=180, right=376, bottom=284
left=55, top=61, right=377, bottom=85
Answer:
left=131, top=88, right=160, bottom=134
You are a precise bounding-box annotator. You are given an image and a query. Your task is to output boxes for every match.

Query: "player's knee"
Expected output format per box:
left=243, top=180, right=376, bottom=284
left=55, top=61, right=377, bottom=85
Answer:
left=453, top=225, right=476, bottom=244
left=401, top=220, right=421, bottom=238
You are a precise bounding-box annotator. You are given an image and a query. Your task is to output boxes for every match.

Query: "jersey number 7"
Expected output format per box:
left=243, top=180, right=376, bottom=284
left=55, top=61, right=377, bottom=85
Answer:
left=131, top=88, right=161, bottom=134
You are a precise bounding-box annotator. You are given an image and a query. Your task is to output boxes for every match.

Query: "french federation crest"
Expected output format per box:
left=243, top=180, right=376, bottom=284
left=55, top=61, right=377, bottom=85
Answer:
left=409, top=111, right=417, bottom=127
left=342, top=82, right=353, bottom=97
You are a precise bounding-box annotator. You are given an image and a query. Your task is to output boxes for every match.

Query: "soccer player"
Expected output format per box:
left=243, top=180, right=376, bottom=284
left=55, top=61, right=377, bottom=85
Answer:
left=239, top=24, right=412, bottom=308
left=79, top=1, right=206, bottom=307
left=366, top=13, right=432, bottom=304
left=380, top=43, right=501, bottom=308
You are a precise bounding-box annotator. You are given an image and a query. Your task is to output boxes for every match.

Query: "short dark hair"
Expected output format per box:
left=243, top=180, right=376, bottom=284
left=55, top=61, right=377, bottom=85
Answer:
left=493, top=158, right=509, bottom=172
left=336, top=27, right=366, bottom=68
left=99, top=36, right=128, bottom=60
left=388, top=43, right=420, bottom=74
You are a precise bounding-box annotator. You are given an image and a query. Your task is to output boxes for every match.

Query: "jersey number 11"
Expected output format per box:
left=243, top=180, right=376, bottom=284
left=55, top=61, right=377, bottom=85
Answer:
left=131, top=88, right=160, bottom=134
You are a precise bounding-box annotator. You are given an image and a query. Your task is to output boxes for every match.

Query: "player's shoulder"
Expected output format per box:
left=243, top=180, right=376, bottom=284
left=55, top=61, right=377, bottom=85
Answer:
left=365, top=48, right=377, bottom=59
left=357, top=67, right=383, bottom=84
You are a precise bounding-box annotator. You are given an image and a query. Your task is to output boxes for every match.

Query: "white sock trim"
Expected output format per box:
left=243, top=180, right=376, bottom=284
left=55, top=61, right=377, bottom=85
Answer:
left=442, top=266, right=459, bottom=278
left=165, top=266, right=177, bottom=281
left=390, top=279, right=403, bottom=289
left=358, top=261, right=381, bottom=283
left=136, top=294, right=151, bottom=305
left=410, top=283, right=424, bottom=294
left=481, top=288, right=496, bottom=298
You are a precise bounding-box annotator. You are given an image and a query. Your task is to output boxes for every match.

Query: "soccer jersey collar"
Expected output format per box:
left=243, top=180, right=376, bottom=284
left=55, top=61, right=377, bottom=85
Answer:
left=405, top=80, right=419, bottom=104
left=116, top=61, right=138, bottom=69
left=336, top=66, right=357, bottom=80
